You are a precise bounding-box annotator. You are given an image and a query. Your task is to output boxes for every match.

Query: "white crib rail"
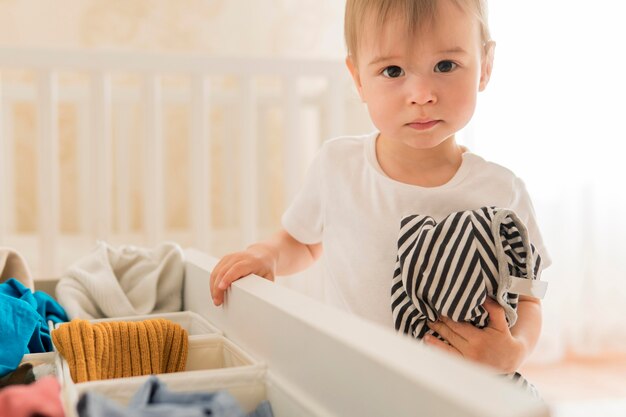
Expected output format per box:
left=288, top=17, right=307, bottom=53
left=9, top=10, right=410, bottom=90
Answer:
left=0, top=48, right=353, bottom=278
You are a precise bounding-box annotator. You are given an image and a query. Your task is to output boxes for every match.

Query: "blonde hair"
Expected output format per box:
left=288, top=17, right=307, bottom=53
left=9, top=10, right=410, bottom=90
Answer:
left=344, top=0, right=491, bottom=61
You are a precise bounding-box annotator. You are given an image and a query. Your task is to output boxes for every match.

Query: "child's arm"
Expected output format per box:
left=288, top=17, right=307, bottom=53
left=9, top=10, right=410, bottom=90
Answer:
left=510, top=296, right=542, bottom=366
left=210, top=228, right=322, bottom=306
left=424, top=296, right=542, bottom=374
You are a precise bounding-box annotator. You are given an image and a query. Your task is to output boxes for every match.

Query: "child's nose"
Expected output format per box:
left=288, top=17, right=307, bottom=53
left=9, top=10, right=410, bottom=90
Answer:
left=407, top=76, right=436, bottom=106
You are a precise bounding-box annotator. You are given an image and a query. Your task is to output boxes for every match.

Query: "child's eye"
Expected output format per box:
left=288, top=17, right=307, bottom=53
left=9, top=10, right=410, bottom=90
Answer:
left=381, top=65, right=405, bottom=78
left=434, top=61, right=457, bottom=73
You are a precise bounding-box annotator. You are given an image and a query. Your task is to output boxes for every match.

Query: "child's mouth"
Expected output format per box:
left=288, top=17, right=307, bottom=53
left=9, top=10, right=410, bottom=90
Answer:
left=407, top=120, right=440, bottom=130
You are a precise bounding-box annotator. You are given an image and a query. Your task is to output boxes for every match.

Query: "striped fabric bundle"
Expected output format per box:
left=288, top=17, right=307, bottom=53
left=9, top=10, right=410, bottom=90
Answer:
left=52, top=318, right=188, bottom=383
left=391, top=206, right=546, bottom=340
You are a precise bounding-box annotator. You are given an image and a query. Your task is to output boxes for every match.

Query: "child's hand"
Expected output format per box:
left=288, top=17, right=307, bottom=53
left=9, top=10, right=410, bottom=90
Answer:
left=210, top=247, right=276, bottom=306
left=424, top=298, right=525, bottom=374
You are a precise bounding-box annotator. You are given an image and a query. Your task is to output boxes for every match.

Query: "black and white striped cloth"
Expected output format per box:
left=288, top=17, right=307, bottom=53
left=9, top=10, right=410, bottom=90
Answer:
left=391, top=206, right=547, bottom=393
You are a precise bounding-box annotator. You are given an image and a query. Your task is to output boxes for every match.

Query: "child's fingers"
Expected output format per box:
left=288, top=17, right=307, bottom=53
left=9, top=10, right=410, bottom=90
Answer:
left=210, top=258, right=230, bottom=297
left=210, top=256, right=243, bottom=304
left=210, top=263, right=223, bottom=299
left=212, top=271, right=230, bottom=306
left=219, top=261, right=255, bottom=289
left=424, top=335, right=461, bottom=357
left=438, top=316, right=481, bottom=339
left=212, top=260, right=255, bottom=306
left=483, top=297, right=508, bottom=331
left=427, top=320, right=468, bottom=351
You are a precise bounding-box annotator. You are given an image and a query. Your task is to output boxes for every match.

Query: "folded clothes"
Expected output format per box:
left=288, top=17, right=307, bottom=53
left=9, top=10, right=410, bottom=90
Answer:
left=77, top=375, right=274, bottom=417
left=392, top=206, right=546, bottom=338
left=0, top=278, right=68, bottom=377
left=56, top=241, right=185, bottom=319
left=52, top=318, right=188, bottom=383
left=391, top=206, right=546, bottom=395
left=0, top=376, right=64, bottom=417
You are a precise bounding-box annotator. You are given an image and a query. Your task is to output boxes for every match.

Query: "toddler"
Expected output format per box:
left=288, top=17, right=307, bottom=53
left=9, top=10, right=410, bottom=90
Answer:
left=211, top=0, right=551, bottom=390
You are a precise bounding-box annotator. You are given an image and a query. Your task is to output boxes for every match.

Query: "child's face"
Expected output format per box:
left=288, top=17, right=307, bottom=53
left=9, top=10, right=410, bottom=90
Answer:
left=346, top=2, right=494, bottom=152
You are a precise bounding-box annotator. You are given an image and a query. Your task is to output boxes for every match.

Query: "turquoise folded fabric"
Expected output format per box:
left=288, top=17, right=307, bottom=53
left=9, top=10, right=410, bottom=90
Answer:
left=0, top=278, right=69, bottom=377
left=0, top=293, right=39, bottom=377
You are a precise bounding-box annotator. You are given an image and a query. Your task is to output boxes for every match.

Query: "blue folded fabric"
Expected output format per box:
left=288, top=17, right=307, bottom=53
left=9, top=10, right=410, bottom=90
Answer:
left=129, top=376, right=244, bottom=417
left=246, top=401, right=274, bottom=417
left=77, top=376, right=275, bottom=417
left=0, top=293, right=39, bottom=377
left=0, top=278, right=69, bottom=377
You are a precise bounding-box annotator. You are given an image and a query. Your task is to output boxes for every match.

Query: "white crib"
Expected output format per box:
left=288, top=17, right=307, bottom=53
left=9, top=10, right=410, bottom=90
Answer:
left=0, top=47, right=369, bottom=279
left=0, top=48, right=551, bottom=417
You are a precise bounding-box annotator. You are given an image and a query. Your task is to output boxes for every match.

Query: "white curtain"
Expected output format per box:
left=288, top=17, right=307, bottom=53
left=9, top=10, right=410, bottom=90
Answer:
left=463, top=1, right=626, bottom=360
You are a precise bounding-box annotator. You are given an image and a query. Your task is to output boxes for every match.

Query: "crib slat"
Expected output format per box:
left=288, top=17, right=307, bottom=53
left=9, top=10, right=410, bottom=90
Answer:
left=143, top=74, right=164, bottom=245
left=3, top=97, right=15, bottom=238
left=3, top=101, right=16, bottom=239
left=91, top=72, right=112, bottom=240
left=190, top=75, right=211, bottom=251
left=77, top=101, right=92, bottom=237
left=222, top=100, right=237, bottom=228
left=282, top=77, right=301, bottom=206
left=0, top=74, right=6, bottom=243
left=115, top=102, right=132, bottom=234
left=240, top=77, right=258, bottom=246
left=37, top=71, right=59, bottom=277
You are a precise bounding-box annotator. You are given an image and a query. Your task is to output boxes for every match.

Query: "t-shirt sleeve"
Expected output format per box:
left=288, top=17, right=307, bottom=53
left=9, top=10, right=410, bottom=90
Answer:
left=509, top=177, right=552, bottom=271
left=281, top=147, right=325, bottom=245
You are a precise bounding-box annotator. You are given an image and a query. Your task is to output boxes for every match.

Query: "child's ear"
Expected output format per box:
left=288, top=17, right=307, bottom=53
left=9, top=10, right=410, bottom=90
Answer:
left=346, top=56, right=365, bottom=102
left=479, top=41, right=496, bottom=91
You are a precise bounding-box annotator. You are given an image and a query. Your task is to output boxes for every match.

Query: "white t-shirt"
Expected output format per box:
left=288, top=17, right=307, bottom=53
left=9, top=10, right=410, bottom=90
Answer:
left=282, top=132, right=551, bottom=328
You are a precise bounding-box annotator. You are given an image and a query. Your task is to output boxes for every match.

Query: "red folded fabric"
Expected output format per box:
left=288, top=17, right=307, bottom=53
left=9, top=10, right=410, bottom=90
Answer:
left=0, top=376, right=64, bottom=417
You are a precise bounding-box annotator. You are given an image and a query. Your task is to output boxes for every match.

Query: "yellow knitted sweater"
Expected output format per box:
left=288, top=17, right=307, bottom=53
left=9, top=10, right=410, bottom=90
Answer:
left=52, top=318, right=188, bottom=383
